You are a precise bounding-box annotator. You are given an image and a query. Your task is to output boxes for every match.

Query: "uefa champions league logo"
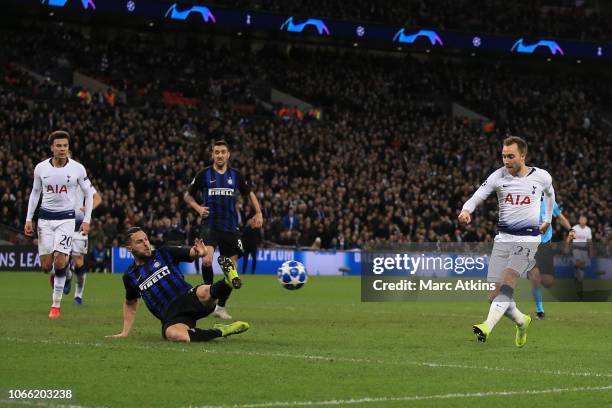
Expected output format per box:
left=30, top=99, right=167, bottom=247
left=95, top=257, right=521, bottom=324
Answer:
left=511, top=39, right=564, bottom=55
left=280, top=17, right=330, bottom=36
left=42, top=0, right=96, bottom=9
left=393, top=29, right=444, bottom=46
left=165, top=3, right=216, bottom=23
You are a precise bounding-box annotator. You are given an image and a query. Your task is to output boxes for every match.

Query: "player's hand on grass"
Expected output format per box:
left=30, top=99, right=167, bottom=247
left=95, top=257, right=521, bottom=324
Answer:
left=191, top=239, right=207, bottom=258
left=24, top=221, right=34, bottom=236
left=249, top=212, right=263, bottom=228
left=106, top=332, right=128, bottom=338
left=80, top=222, right=90, bottom=235
left=196, top=205, right=209, bottom=218
left=539, top=222, right=550, bottom=234
left=458, top=210, right=471, bottom=224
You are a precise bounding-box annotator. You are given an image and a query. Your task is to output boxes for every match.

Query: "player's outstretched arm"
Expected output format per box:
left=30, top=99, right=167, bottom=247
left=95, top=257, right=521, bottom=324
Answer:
left=459, top=170, right=498, bottom=225
left=189, top=239, right=208, bottom=259
left=107, top=298, right=138, bottom=338
left=458, top=210, right=472, bottom=224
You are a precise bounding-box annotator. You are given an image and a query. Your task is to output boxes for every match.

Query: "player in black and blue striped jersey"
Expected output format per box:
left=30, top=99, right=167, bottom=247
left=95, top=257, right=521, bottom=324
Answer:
left=184, top=140, right=263, bottom=320
left=108, top=227, right=249, bottom=342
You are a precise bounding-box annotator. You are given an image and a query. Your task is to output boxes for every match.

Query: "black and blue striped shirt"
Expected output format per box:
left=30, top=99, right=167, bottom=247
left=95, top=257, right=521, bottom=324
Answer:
left=123, top=247, right=193, bottom=321
left=188, top=166, right=251, bottom=232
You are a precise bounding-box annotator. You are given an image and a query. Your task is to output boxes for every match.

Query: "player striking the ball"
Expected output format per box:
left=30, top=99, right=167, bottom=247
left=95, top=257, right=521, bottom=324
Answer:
left=459, top=136, right=555, bottom=347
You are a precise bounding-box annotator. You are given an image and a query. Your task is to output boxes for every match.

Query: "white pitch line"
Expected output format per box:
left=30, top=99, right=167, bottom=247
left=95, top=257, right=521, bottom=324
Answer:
left=185, top=385, right=612, bottom=408
left=0, top=399, right=106, bottom=408
left=3, top=336, right=612, bottom=380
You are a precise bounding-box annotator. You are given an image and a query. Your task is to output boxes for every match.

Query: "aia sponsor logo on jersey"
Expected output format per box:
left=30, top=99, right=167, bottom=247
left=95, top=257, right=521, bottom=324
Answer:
left=47, top=185, right=68, bottom=194
left=504, top=194, right=531, bottom=205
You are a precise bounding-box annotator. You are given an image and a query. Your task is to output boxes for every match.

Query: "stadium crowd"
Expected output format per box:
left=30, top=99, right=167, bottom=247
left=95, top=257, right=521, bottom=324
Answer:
left=1, top=26, right=610, bottom=252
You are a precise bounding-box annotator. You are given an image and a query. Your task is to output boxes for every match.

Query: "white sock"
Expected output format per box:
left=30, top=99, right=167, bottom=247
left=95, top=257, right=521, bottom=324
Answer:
left=52, top=275, right=66, bottom=308
left=75, top=274, right=86, bottom=298
left=484, top=296, right=512, bottom=331
left=504, top=300, right=525, bottom=326
left=215, top=305, right=225, bottom=311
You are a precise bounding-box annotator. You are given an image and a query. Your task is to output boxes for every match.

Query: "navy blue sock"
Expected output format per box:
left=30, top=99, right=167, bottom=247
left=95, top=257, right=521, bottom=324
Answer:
left=218, top=288, right=232, bottom=307
left=202, top=265, right=214, bottom=285
left=499, top=284, right=514, bottom=299
left=188, top=328, right=221, bottom=342
left=210, top=280, right=232, bottom=301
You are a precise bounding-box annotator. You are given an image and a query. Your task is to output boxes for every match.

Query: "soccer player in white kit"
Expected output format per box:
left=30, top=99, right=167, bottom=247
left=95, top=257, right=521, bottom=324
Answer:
left=571, top=215, right=592, bottom=283
left=459, top=136, right=555, bottom=347
left=24, top=131, right=94, bottom=319
left=67, top=180, right=102, bottom=304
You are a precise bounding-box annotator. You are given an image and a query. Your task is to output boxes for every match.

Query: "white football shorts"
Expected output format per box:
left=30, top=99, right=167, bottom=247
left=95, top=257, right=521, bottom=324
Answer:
left=37, top=219, right=76, bottom=256
left=487, top=233, right=540, bottom=283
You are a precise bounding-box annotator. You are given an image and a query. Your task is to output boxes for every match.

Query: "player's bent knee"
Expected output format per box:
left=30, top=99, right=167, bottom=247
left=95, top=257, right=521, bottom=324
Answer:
left=165, top=325, right=190, bottom=342
left=501, top=268, right=520, bottom=285
left=195, top=285, right=212, bottom=303
left=53, top=253, right=69, bottom=270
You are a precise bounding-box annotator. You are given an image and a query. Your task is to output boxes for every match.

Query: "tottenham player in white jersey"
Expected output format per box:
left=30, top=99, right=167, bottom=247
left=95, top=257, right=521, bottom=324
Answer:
left=459, top=136, right=555, bottom=347
left=24, top=131, right=94, bottom=319
left=66, top=170, right=102, bottom=304
left=571, top=215, right=592, bottom=282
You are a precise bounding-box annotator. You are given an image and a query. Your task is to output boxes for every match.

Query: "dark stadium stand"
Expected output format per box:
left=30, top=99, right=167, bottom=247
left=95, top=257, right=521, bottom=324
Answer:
left=1, top=19, right=610, bottom=249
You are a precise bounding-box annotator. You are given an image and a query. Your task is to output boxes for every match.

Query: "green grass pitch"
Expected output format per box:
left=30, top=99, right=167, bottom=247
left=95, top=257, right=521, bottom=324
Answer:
left=1, top=272, right=611, bottom=407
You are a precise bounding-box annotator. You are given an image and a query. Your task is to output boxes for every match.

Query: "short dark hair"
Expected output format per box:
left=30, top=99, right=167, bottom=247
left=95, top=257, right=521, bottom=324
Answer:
left=48, top=130, right=71, bottom=145
left=212, top=139, right=230, bottom=150
left=503, top=135, right=528, bottom=155
left=124, top=227, right=143, bottom=245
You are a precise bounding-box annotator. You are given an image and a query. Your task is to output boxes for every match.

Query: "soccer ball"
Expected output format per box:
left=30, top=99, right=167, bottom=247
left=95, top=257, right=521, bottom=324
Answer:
left=277, top=260, right=308, bottom=290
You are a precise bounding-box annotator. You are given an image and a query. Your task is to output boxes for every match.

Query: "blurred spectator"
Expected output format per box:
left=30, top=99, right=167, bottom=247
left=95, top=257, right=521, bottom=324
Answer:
left=241, top=218, right=263, bottom=274
left=90, top=241, right=110, bottom=273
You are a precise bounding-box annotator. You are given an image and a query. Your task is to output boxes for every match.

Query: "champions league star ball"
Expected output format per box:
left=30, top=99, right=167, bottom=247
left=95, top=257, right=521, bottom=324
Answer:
left=277, top=260, right=308, bottom=290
